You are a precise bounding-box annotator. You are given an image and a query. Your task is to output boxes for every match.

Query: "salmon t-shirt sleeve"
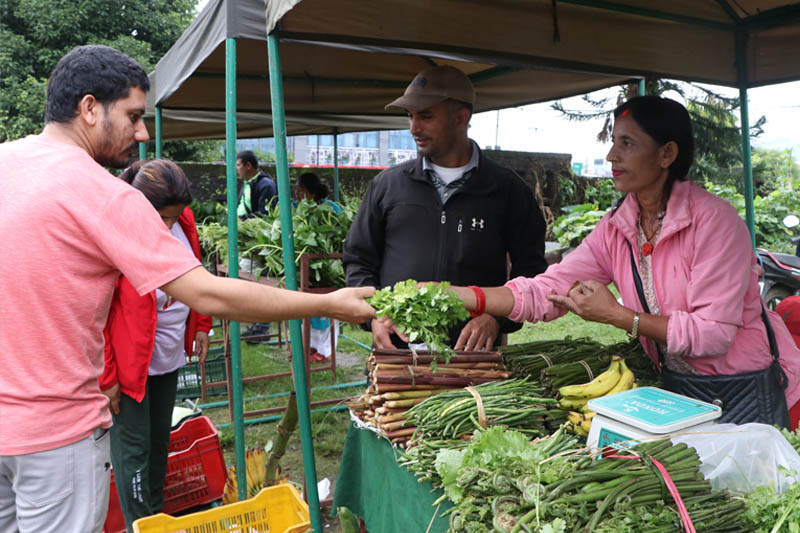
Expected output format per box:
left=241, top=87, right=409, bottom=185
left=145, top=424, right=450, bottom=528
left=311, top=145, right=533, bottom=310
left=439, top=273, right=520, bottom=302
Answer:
left=90, top=187, right=201, bottom=295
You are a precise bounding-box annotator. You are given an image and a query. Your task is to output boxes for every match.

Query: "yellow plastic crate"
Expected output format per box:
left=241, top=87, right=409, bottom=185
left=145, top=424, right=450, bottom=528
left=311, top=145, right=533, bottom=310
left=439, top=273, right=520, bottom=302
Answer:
left=132, top=484, right=310, bottom=533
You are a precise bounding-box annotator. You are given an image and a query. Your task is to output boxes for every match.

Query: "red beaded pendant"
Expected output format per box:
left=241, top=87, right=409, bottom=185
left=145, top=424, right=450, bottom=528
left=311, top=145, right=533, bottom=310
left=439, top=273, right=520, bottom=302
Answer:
left=642, top=242, right=654, bottom=257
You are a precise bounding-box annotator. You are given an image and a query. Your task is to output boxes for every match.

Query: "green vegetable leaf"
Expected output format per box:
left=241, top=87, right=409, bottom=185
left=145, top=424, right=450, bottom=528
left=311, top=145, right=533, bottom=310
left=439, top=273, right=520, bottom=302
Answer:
left=368, top=279, right=470, bottom=363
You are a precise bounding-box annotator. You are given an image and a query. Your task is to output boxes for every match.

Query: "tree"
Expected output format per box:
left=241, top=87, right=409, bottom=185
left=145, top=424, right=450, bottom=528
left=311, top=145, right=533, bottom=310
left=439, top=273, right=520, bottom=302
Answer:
left=0, top=0, right=196, bottom=141
left=551, top=78, right=766, bottom=192
left=752, top=147, right=800, bottom=195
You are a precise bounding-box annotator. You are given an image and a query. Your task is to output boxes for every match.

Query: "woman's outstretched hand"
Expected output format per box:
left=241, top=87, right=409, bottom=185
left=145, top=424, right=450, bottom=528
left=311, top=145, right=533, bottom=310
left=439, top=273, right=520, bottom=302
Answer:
left=547, top=280, right=622, bottom=324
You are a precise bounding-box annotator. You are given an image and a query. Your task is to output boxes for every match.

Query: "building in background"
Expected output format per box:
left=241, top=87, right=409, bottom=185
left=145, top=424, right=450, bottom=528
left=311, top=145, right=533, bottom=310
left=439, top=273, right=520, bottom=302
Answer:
left=235, top=130, right=417, bottom=168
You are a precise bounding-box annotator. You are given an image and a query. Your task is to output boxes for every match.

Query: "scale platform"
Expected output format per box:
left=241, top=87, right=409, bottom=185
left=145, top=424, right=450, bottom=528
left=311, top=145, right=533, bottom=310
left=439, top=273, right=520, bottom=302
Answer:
left=586, top=386, right=722, bottom=449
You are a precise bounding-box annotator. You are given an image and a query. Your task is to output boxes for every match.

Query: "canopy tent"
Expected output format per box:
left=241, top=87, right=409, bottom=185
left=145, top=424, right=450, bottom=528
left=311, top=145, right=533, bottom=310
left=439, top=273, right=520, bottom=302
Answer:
left=145, top=0, right=632, bottom=140
left=144, top=1, right=800, bottom=530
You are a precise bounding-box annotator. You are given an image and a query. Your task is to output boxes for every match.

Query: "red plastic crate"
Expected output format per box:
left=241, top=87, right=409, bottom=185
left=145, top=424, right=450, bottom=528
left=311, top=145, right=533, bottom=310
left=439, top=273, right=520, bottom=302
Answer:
left=103, top=416, right=226, bottom=533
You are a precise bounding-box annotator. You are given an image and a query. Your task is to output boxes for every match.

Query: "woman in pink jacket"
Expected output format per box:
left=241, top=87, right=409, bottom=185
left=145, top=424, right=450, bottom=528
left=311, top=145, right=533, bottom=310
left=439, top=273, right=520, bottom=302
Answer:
left=453, top=96, right=800, bottom=428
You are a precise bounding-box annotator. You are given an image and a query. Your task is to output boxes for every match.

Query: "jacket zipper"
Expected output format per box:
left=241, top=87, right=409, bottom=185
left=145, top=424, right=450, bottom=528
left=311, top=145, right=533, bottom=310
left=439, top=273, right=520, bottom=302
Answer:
left=435, top=209, right=447, bottom=279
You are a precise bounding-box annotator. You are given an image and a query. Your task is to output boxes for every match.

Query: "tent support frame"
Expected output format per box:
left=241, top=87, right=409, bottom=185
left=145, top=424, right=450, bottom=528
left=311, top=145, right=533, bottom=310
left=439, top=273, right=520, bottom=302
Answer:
left=268, top=30, right=324, bottom=532
left=736, top=29, right=756, bottom=245
left=155, top=106, right=163, bottom=158
left=224, top=37, right=248, bottom=502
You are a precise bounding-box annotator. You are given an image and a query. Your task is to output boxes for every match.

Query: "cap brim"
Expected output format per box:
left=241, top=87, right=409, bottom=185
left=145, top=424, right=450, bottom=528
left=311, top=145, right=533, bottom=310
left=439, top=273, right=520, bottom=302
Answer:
left=385, top=93, right=448, bottom=111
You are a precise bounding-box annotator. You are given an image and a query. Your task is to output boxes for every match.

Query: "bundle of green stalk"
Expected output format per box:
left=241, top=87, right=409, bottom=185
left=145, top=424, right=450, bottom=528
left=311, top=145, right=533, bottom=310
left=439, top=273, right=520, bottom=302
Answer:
left=500, top=338, right=661, bottom=390
left=441, top=435, right=751, bottom=533
left=405, top=379, right=567, bottom=443
left=499, top=338, right=604, bottom=377
left=397, top=438, right=471, bottom=488
left=351, top=348, right=510, bottom=446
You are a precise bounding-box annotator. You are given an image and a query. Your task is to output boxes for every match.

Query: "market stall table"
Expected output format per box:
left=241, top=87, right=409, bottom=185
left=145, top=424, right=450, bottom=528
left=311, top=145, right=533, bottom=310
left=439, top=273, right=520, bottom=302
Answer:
left=334, top=422, right=453, bottom=533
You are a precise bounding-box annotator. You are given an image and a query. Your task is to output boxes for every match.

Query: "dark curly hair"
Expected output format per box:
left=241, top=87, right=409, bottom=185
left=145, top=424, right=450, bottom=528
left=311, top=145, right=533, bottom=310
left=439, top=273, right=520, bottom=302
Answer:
left=45, top=45, right=150, bottom=123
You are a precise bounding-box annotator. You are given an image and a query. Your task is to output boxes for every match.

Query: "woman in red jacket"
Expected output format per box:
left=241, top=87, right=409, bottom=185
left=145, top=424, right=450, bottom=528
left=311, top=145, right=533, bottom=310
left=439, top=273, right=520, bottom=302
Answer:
left=100, top=159, right=211, bottom=531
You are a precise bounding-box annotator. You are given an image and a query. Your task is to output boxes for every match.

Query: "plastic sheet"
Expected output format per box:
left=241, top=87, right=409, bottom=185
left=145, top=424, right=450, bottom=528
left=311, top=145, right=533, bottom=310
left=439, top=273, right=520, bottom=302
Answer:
left=672, top=423, right=800, bottom=493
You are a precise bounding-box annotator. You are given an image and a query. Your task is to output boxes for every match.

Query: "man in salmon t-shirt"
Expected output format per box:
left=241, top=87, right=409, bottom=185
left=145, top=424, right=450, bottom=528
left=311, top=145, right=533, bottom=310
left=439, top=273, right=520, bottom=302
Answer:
left=0, top=45, right=375, bottom=533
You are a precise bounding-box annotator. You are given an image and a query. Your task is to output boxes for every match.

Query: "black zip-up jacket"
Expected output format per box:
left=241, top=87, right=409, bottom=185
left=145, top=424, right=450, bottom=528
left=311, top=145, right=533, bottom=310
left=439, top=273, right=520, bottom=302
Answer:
left=343, top=146, right=548, bottom=346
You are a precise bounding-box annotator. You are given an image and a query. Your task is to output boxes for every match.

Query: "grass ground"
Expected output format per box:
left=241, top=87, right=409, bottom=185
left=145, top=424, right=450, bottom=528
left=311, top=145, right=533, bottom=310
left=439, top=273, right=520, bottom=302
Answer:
left=195, top=310, right=627, bottom=529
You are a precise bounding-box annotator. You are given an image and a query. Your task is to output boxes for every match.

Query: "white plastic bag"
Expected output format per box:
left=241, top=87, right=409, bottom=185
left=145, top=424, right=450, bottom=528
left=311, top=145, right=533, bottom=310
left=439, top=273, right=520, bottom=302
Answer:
left=671, top=422, right=800, bottom=493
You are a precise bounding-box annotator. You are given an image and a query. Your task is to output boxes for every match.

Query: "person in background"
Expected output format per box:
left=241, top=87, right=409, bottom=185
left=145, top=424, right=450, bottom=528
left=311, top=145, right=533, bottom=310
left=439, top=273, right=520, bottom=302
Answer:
left=0, top=44, right=374, bottom=533
left=236, top=150, right=277, bottom=218
left=295, top=171, right=343, bottom=213
left=449, top=95, right=800, bottom=428
left=100, top=159, right=211, bottom=532
left=343, top=65, right=548, bottom=352
left=295, top=172, right=342, bottom=361
left=236, top=149, right=278, bottom=340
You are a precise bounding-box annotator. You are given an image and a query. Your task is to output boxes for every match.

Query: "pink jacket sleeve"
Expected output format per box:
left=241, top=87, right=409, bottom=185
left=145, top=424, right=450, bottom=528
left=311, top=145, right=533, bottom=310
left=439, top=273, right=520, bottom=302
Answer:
left=666, top=201, right=751, bottom=358
left=506, top=215, right=616, bottom=323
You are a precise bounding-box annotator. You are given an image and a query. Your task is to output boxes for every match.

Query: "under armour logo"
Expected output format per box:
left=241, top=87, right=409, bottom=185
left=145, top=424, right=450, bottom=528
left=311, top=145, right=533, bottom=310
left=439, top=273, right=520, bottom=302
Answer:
left=471, top=218, right=484, bottom=230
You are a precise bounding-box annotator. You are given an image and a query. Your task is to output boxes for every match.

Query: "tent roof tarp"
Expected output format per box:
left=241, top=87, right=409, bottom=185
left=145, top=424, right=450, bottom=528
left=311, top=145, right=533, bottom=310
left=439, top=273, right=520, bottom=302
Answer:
left=148, top=0, right=800, bottom=141
left=147, top=0, right=636, bottom=140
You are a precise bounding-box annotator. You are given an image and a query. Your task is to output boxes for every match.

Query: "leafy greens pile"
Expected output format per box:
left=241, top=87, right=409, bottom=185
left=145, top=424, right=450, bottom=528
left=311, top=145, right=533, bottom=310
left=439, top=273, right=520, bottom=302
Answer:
left=368, top=280, right=470, bottom=359
left=197, top=198, right=358, bottom=287
left=434, top=426, right=578, bottom=533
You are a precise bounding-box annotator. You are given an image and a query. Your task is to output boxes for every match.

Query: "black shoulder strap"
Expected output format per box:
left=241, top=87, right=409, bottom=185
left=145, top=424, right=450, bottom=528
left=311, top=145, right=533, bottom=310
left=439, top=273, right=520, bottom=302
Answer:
left=625, top=240, right=781, bottom=367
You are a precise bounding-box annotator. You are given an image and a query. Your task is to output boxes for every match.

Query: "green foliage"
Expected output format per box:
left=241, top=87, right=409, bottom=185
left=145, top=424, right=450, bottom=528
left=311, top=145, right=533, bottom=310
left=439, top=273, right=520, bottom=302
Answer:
left=583, top=178, right=620, bottom=210
left=163, top=139, right=225, bottom=163
left=551, top=203, right=606, bottom=248
left=0, top=0, right=198, bottom=142
left=752, top=147, right=800, bottom=196
left=197, top=197, right=359, bottom=287
left=743, top=482, right=800, bottom=532
left=557, top=175, right=578, bottom=206
left=189, top=200, right=227, bottom=225
left=705, top=182, right=800, bottom=251
left=368, top=280, right=470, bottom=358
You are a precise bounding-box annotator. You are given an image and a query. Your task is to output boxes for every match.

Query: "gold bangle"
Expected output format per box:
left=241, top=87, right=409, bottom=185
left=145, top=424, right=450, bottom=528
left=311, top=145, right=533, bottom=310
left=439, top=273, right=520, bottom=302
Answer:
left=627, top=311, right=641, bottom=339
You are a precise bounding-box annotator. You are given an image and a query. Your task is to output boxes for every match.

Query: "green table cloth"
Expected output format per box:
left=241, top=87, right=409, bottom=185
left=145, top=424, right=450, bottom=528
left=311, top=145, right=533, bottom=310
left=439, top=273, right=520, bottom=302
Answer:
left=334, top=422, right=453, bottom=532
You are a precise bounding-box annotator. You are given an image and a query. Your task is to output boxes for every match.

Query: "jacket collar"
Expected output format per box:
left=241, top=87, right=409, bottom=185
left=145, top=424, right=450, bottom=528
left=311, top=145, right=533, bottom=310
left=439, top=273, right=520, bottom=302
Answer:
left=406, top=141, right=498, bottom=195
left=610, top=180, right=694, bottom=243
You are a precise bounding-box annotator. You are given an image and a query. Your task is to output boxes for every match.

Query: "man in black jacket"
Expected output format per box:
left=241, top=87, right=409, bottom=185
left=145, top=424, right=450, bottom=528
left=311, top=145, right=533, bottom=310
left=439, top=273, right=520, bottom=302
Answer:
left=343, top=65, right=548, bottom=351
left=236, top=150, right=277, bottom=218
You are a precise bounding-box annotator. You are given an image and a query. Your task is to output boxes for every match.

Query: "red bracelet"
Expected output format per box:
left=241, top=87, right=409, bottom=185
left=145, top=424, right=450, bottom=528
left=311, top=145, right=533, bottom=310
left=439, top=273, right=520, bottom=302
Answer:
left=468, top=285, right=486, bottom=317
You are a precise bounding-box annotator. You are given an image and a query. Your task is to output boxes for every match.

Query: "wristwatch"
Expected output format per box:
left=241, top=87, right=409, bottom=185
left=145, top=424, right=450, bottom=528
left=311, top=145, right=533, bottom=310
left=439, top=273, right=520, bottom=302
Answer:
left=627, top=311, right=641, bottom=339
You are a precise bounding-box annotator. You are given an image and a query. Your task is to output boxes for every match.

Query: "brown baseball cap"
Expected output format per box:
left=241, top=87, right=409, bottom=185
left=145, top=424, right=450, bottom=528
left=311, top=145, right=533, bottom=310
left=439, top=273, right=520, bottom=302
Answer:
left=385, top=65, right=475, bottom=111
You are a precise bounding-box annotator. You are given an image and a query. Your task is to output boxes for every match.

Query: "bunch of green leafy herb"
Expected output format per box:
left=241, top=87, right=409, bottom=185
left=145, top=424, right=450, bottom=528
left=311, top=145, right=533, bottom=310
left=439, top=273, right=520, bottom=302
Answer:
left=368, top=279, right=470, bottom=360
left=742, top=481, right=800, bottom=532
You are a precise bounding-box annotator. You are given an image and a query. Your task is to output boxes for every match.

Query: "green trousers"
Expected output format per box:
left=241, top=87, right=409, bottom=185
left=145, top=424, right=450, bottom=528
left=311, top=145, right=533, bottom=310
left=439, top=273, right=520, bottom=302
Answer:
left=109, top=370, right=178, bottom=533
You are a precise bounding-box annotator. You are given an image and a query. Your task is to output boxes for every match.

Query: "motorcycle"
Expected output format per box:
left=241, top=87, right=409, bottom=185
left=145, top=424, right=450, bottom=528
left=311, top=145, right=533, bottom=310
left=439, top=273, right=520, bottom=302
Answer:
left=758, top=215, right=800, bottom=310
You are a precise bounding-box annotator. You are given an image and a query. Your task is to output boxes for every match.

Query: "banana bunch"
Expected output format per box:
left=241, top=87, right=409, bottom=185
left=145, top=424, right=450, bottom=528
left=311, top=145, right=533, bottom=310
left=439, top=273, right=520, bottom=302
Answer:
left=559, top=355, right=636, bottom=437
left=567, top=411, right=594, bottom=437
left=222, top=447, right=267, bottom=504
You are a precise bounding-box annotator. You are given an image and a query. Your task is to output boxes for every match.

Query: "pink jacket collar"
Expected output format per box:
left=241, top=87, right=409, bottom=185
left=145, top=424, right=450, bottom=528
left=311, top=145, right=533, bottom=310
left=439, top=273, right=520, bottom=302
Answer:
left=609, top=181, right=695, bottom=246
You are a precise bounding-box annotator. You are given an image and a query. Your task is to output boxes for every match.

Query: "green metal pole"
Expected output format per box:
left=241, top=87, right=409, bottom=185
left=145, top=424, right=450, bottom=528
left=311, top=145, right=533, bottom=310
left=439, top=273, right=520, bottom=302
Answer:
left=155, top=106, right=163, bottom=159
left=333, top=128, right=341, bottom=202
left=225, top=37, right=247, bottom=502
left=638, top=79, right=646, bottom=96
left=736, top=30, right=756, bottom=246
left=138, top=142, right=146, bottom=161
left=268, top=32, right=323, bottom=533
